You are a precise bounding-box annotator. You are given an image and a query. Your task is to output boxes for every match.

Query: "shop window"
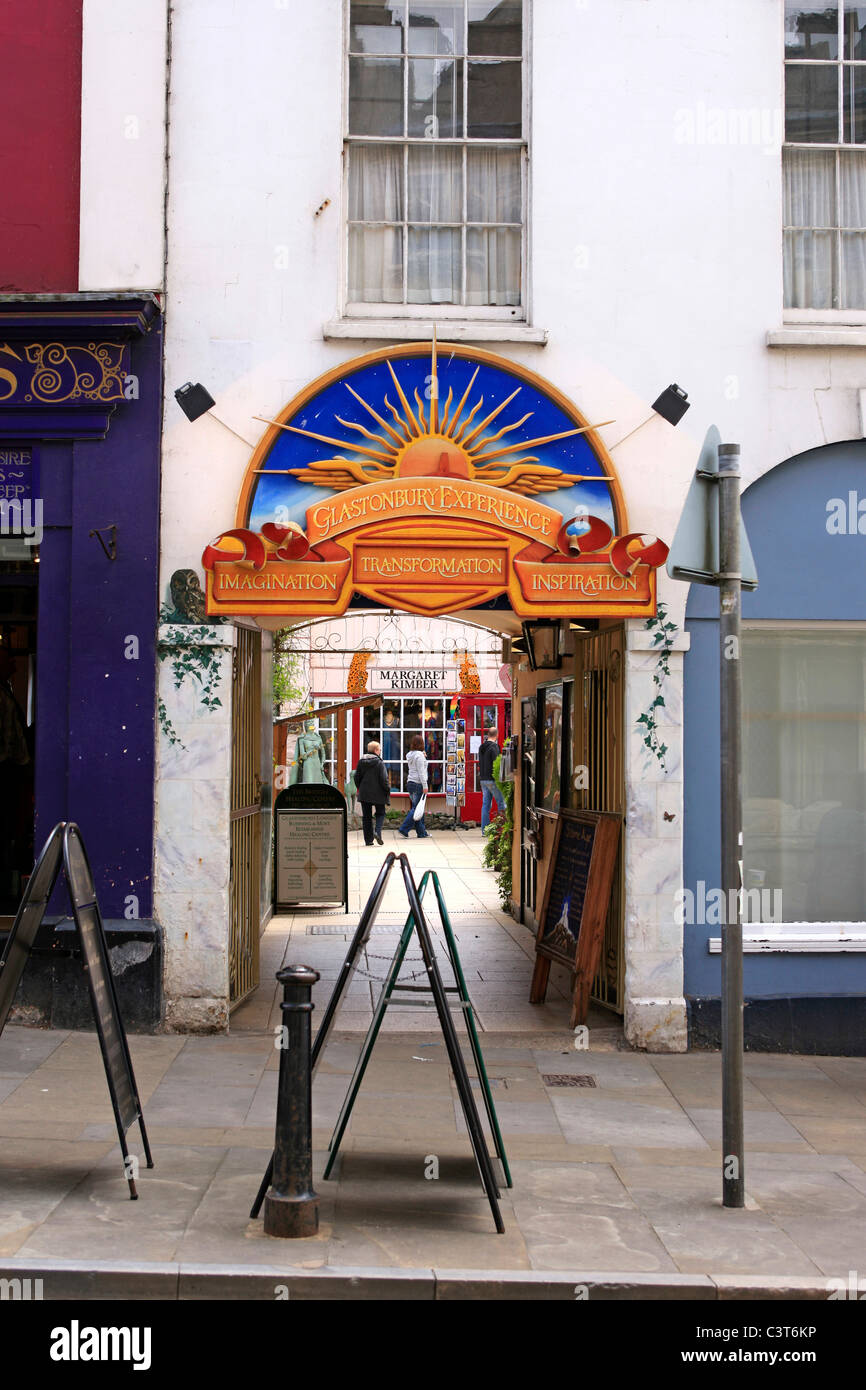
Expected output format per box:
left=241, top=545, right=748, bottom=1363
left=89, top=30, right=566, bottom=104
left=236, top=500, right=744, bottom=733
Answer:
left=312, top=703, right=339, bottom=783
left=784, top=4, right=866, bottom=309
left=362, top=695, right=446, bottom=790
left=742, top=627, right=866, bottom=922
left=536, top=682, right=572, bottom=814
left=346, top=1, right=526, bottom=313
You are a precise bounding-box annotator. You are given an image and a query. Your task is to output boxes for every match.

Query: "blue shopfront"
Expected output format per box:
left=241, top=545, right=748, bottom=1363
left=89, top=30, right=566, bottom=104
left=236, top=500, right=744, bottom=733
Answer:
left=0, top=297, right=163, bottom=1028
left=684, top=441, right=866, bottom=1053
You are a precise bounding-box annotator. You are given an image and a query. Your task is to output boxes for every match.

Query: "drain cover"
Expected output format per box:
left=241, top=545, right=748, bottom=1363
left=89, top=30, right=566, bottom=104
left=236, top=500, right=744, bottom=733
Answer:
left=542, top=1073, right=596, bottom=1088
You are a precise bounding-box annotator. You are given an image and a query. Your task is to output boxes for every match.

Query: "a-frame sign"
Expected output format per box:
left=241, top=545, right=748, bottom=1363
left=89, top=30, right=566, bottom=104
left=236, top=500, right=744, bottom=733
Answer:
left=0, top=823, right=153, bottom=1198
left=251, top=852, right=508, bottom=1232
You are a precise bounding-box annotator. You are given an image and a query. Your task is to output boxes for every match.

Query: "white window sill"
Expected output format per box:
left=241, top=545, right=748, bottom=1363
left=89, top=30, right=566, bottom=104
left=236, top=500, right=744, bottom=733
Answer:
left=323, top=318, right=548, bottom=345
left=709, top=925, right=866, bottom=953
left=767, top=327, right=866, bottom=347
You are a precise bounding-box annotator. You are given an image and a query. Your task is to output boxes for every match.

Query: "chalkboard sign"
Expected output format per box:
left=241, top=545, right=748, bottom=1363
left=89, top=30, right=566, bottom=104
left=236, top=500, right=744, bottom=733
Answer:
left=529, top=809, right=621, bottom=1026
left=0, top=822, right=152, bottom=1198
left=0, top=822, right=64, bottom=1034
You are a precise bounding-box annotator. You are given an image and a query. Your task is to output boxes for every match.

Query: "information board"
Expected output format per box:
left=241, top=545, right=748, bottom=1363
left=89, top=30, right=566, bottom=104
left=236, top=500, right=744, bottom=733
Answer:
left=273, top=783, right=348, bottom=910
left=529, top=809, right=621, bottom=1025
left=276, top=809, right=346, bottom=907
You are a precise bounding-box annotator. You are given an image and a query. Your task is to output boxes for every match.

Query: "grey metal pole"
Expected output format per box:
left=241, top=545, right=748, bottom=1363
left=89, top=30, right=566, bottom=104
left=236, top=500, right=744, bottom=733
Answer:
left=263, top=964, right=320, bottom=1237
left=718, top=442, right=745, bottom=1208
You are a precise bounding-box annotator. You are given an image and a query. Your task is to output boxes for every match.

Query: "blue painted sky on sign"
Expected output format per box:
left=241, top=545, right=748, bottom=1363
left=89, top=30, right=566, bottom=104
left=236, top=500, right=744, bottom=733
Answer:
left=246, top=353, right=618, bottom=537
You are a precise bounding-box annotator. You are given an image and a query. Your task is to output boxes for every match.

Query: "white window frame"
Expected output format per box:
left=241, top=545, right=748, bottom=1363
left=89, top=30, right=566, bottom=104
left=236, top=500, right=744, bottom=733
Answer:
left=340, top=0, right=531, bottom=323
left=783, top=3, right=866, bottom=321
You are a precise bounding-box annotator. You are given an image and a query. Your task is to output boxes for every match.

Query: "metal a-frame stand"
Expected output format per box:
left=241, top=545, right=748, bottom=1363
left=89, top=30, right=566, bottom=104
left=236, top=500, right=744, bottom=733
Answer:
left=250, top=852, right=508, bottom=1232
left=323, top=865, right=511, bottom=1191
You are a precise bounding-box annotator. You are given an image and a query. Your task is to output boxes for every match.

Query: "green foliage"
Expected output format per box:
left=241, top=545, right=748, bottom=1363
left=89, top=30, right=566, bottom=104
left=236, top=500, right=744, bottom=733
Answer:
left=636, top=601, right=678, bottom=770
left=156, top=626, right=224, bottom=750
left=482, top=750, right=515, bottom=909
left=273, top=629, right=306, bottom=713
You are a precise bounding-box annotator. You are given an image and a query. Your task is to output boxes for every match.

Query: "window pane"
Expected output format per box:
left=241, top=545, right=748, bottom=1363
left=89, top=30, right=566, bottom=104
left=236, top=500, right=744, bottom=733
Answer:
left=843, top=61, right=866, bottom=140
left=423, top=699, right=443, bottom=728
left=403, top=698, right=422, bottom=728
left=466, top=225, right=520, bottom=304
left=844, top=4, right=866, bottom=57
left=467, top=59, right=521, bottom=137
left=350, top=0, right=405, bottom=53
left=784, top=3, right=839, bottom=58
left=783, top=147, right=836, bottom=226
left=784, top=228, right=838, bottom=307
left=382, top=702, right=400, bottom=751
left=408, top=144, right=462, bottom=220
left=467, top=146, right=520, bottom=220
left=349, top=56, right=404, bottom=135
left=349, top=144, right=404, bottom=220
left=841, top=229, right=866, bottom=302
left=468, top=0, right=521, bottom=56
left=349, top=225, right=404, bottom=301
left=540, top=685, right=562, bottom=813
left=408, top=226, right=461, bottom=301
left=840, top=147, right=866, bottom=221
left=743, top=631, right=866, bottom=923
left=364, top=704, right=382, bottom=732
left=408, top=3, right=463, bottom=56
left=385, top=761, right=402, bottom=790
left=429, top=762, right=443, bottom=792
left=408, top=57, right=462, bottom=136
left=786, top=62, right=839, bottom=141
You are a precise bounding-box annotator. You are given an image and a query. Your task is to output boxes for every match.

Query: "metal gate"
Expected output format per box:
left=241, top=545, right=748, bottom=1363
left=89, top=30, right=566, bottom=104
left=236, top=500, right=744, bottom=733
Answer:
left=230, top=626, right=262, bottom=1007
left=572, top=626, right=625, bottom=1013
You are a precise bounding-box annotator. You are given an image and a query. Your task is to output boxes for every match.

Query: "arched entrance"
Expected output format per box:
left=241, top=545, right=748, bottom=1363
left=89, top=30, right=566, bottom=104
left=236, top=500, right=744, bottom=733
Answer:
left=197, top=341, right=670, bottom=1030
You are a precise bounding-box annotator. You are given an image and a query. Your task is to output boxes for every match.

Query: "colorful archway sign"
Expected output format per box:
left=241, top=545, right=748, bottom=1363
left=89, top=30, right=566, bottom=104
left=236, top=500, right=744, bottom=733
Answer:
left=202, top=343, right=669, bottom=619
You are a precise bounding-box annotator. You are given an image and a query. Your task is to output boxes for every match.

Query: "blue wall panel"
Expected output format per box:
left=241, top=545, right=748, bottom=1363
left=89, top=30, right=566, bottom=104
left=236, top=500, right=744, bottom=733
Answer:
left=684, top=441, right=866, bottom=1002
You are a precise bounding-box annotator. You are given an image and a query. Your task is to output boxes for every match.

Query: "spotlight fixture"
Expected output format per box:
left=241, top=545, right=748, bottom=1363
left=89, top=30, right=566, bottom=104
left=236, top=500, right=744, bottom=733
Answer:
left=652, top=383, right=690, bottom=426
left=174, top=382, right=256, bottom=446
left=174, top=381, right=216, bottom=422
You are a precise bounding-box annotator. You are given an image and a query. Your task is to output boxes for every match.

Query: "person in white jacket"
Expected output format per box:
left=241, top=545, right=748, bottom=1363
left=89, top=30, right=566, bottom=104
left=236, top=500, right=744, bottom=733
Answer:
left=398, top=734, right=429, bottom=839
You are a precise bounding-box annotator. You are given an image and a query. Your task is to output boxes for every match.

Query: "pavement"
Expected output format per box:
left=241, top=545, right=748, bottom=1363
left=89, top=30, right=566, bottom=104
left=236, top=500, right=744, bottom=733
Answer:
left=1, top=828, right=865, bottom=1300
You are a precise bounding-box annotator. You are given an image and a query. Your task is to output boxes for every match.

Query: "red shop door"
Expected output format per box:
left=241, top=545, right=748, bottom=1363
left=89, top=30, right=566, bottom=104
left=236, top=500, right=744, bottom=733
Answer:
left=459, top=696, right=510, bottom=824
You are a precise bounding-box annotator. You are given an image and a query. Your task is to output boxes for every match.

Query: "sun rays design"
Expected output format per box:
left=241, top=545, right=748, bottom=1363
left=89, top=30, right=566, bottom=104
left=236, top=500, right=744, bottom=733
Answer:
left=253, top=336, right=612, bottom=498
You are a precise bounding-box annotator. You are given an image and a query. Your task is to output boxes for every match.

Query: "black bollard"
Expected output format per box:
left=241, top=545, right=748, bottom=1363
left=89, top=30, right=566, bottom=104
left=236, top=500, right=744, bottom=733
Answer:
left=263, top=964, right=320, bottom=1238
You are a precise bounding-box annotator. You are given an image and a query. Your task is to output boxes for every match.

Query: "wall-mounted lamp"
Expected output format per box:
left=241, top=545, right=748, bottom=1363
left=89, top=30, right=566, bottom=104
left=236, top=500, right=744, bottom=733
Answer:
left=651, top=383, right=690, bottom=427
left=174, top=381, right=255, bottom=447
left=522, top=620, right=561, bottom=671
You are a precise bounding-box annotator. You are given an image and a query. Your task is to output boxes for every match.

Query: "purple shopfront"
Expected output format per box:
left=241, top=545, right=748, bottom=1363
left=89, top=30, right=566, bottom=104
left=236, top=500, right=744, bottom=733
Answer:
left=0, top=297, right=164, bottom=1028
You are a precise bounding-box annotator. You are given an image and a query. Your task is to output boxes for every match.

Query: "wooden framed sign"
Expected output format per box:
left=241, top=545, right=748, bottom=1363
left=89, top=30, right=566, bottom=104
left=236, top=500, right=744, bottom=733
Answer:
left=529, top=809, right=621, bottom=1026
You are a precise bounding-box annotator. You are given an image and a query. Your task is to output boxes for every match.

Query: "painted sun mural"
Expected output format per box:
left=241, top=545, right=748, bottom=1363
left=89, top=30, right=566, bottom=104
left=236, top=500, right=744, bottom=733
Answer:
left=242, top=340, right=621, bottom=538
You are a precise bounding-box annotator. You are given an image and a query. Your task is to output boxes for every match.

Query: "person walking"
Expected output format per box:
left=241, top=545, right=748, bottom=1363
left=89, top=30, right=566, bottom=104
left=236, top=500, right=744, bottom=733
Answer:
left=353, top=740, right=391, bottom=846
left=398, top=734, right=429, bottom=839
left=479, top=725, right=506, bottom=833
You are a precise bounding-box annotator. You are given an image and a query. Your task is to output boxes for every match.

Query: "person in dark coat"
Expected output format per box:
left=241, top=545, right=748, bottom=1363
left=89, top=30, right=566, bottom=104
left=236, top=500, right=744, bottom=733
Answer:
left=353, top=740, right=391, bottom=846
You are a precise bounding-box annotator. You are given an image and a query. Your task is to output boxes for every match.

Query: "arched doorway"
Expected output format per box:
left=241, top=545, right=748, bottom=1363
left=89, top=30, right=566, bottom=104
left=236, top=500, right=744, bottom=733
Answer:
left=195, top=341, right=669, bottom=1030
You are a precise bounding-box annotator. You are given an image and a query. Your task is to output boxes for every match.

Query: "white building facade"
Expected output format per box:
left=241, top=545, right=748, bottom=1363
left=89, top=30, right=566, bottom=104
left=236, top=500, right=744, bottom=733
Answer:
left=94, top=0, right=866, bottom=1043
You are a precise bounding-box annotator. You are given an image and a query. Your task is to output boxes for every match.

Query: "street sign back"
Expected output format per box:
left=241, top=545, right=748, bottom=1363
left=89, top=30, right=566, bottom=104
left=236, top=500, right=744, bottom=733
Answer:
left=666, top=425, right=758, bottom=589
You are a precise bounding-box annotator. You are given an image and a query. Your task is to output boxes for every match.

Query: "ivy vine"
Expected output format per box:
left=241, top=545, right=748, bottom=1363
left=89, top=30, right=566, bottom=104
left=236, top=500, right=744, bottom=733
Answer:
left=636, top=601, right=678, bottom=770
left=157, top=621, right=224, bottom=749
